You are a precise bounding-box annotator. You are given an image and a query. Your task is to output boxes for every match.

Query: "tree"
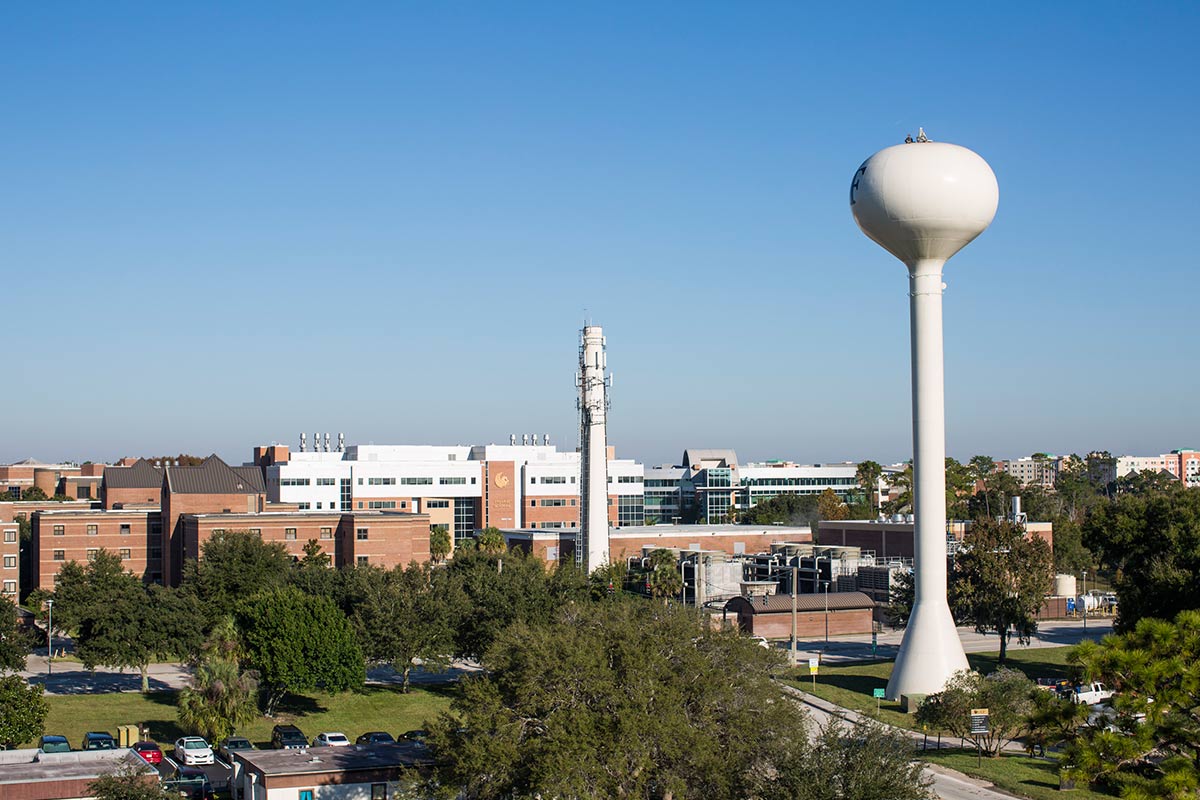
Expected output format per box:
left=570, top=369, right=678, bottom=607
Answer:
left=235, top=586, right=364, bottom=715
left=1082, top=485, right=1200, bottom=630
left=177, top=618, right=259, bottom=742
left=19, top=486, right=48, bottom=502
left=351, top=563, right=453, bottom=692
left=0, top=674, right=48, bottom=748
left=185, top=530, right=293, bottom=618
left=914, top=668, right=1037, bottom=756
left=298, top=538, right=331, bottom=569
left=427, top=600, right=807, bottom=800
left=966, top=470, right=1022, bottom=521
left=291, top=539, right=338, bottom=598
left=740, top=493, right=819, bottom=527
left=429, top=526, right=451, bottom=564
left=761, top=719, right=933, bottom=800
left=1116, top=469, right=1180, bottom=496
left=952, top=518, right=1054, bottom=664
left=886, top=568, right=915, bottom=628
left=52, top=551, right=204, bottom=691
left=855, top=460, right=884, bottom=512
left=816, top=488, right=849, bottom=521
left=883, top=464, right=913, bottom=515
left=643, top=548, right=682, bottom=603
left=1050, top=516, right=1095, bottom=575
left=0, top=596, right=32, bottom=673
left=1064, top=611, right=1200, bottom=798
left=439, top=548, right=569, bottom=660
left=945, top=457, right=975, bottom=520
left=474, top=527, right=505, bottom=554
left=87, top=763, right=170, bottom=800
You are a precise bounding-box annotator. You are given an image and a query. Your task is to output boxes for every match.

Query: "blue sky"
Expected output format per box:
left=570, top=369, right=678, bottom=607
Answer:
left=3, top=2, right=1198, bottom=467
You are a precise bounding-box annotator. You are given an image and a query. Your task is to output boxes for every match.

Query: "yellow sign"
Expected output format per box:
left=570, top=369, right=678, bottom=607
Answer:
left=494, top=473, right=510, bottom=488
left=970, top=708, right=989, bottom=716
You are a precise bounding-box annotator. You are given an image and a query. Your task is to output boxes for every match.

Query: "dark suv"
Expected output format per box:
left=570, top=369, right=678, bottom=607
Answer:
left=81, top=732, right=116, bottom=750
left=271, top=724, right=307, bottom=749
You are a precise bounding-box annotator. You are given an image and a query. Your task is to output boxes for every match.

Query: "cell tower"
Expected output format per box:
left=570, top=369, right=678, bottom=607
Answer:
left=850, top=130, right=999, bottom=699
left=577, top=325, right=611, bottom=572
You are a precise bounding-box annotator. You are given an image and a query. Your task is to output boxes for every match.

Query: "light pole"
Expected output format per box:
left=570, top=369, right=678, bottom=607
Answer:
left=46, top=599, right=53, bottom=676
left=790, top=565, right=798, bottom=666
left=822, top=580, right=830, bottom=650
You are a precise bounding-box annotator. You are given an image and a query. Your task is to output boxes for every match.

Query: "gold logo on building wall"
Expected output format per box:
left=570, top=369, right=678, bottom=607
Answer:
left=494, top=473, right=510, bottom=488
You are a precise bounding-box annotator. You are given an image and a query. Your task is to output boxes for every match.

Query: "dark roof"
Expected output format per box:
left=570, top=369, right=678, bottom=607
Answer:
left=235, top=742, right=432, bottom=776
left=101, top=458, right=163, bottom=490
left=724, top=591, right=876, bottom=614
left=166, top=456, right=265, bottom=495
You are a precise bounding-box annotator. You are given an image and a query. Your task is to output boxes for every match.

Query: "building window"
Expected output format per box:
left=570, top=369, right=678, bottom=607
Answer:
left=299, top=502, right=311, bottom=510
left=285, top=528, right=297, bottom=540
left=280, top=478, right=311, bottom=486
left=320, top=527, right=333, bottom=540
left=87, top=549, right=98, bottom=562
left=119, top=549, right=131, bottom=561
left=86, top=524, right=98, bottom=536
left=358, top=502, right=363, bottom=509
left=440, top=477, right=466, bottom=485
left=368, top=501, right=396, bottom=509
left=357, top=556, right=368, bottom=566
left=299, top=791, right=314, bottom=800
left=3, top=556, right=15, bottom=569
left=53, top=525, right=65, bottom=536
left=2, top=580, right=15, bottom=594
left=249, top=528, right=261, bottom=535
left=120, top=524, right=131, bottom=536
left=53, top=550, right=65, bottom=561
left=372, top=784, right=387, bottom=800
left=426, top=500, right=449, bottom=509
left=212, top=528, right=225, bottom=535
left=542, top=476, right=567, bottom=484
left=356, top=528, right=368, bottom=541
left=3, top=530, right=15, bottom=543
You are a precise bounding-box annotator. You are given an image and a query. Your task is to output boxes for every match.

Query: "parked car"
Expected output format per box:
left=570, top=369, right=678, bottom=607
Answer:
left=355, top=732, right=395, bottom=745
left=752, top=636, right=771, bottom=649
left=271, top=724, right=308, bottom=750
left=1070, top=682, right=1114, bottom=705
left=168, top=765, right=215, bottom=800
left=38, top=735, right=71, bottom=753
left=174, top=736, right=215, bottom=766
left=81, top=732, right=116, bottom=750
left=399, top=729, right=428, bottom=743
left=132, top=741, right=163, bottom=765
left=312, top=732, right=351, bottom=747
left=218, top=736, right=255, bottom=761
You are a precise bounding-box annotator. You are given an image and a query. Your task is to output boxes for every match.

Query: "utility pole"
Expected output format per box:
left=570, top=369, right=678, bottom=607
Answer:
left=790, top=565, right=798, bottom=666
left=46, top=599, right=54, bottom=676
left=823, top=580, right=830, bottom=650
left=1082, top=570, right=1087, bottom=634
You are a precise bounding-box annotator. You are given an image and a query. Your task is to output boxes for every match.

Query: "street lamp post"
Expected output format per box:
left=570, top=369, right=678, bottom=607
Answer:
left=790, top=565, right=798, bottom=666
left=822, top=580, right=830, bottom=650
left=46, top=599, right=54, bottom=676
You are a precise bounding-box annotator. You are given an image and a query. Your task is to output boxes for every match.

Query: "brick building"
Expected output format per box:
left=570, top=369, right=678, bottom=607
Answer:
left=31, top=508, right=160, bottom=589
left=723, top=591, right=877, bottom=639
left=101, top=458, right=163, bottom=509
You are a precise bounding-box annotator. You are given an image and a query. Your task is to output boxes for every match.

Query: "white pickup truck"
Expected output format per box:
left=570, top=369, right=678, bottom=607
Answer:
left=1071, top=682, right=1113, bottom=705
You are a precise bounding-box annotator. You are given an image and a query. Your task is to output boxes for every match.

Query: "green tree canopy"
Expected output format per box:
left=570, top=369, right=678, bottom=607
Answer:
left=642, top=548, right=683, bottom=604
left=0, top=596, right=32, bottom=673
left=914, top=668, right=1037, bottom=756
left=474, top=527, right=506, bottom=554
left=952, top=518, right=1054, bottom=664
left=351, top=563, right=453, bottom=692
left=0, top=674, right=48, bottom=748
left=740, top=493, right=819, bottom=526
left=428, top=600, right=803, bottom=800
left=855, top=460, right=884, bottom=511
left=429, top=525, right=451, bottom=564
left=1065, top=610, right=1200, bottom=798
left=1082, top=484, right=1200, bottom=630
left=87, top=763, right=170, bottom=800
left=816, top=488, right=849, bottom=521
left=235, top=586, right=364, bottom=715
left=185, top=530, right=294, bottom=618
left=19, top=486, right=48, bottom=502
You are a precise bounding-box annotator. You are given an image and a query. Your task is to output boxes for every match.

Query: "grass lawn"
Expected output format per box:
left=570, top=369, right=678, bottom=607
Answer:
left=42, top=685, right=455, bottom=749
left=922, top=749, right=1117, bottom=800
left=783, top=646, right=1079, bottom=730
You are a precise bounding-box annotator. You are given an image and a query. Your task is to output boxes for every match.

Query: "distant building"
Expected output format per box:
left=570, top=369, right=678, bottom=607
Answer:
left=643, top=450, right=859, bottom=525
left=0, top=748, right=156, bottom=800
left=233, top=741, right=431, bottom=800
left=0, top=459, right=106, bottom=500
left=997, top=455, right=1070, bottom=489
left=723, top=591, right=876, bottom=639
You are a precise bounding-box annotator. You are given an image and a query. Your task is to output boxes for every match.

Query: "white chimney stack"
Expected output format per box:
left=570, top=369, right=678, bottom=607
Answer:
left=578, top=324, right=611, bottom=571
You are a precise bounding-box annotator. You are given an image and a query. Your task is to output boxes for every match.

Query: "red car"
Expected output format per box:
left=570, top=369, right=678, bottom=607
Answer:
left=132, top=741, right=163, bottom=765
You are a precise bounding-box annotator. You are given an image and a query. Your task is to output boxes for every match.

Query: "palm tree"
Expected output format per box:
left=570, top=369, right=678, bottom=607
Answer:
left=177, top=619, right=258, bottom=742
left=645, top=549, right=682, bottom=604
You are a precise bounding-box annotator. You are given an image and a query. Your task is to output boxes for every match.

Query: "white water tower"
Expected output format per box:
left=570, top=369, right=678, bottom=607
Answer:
left=851, top=130, right=999, bottom=699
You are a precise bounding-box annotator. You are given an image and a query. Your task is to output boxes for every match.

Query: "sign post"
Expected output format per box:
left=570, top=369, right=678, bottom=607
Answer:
left=872, top=686, right=885, bottom=714
left=970, top=708, right=990, bottom=766
left=808, top=657, right=819, bottom=690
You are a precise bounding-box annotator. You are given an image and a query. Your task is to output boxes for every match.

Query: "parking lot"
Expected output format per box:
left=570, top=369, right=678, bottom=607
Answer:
left=156, top=749, right=235, bottom=795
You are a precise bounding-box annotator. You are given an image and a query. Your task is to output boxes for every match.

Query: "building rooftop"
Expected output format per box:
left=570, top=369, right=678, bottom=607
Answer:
left=235, top=742, right=432, bottom=776
left=102, top=458, right=163, bottom=489
left=166, top=455, right=265, bottom=495
left=725, top=591, right=876, bottom=614
left=0, top=748, right=153, bottom=785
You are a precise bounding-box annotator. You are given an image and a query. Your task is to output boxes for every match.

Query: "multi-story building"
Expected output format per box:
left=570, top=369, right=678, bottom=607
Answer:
left=997, top=455, right=1068, bottom=489
left=1087, top=449, right=1200, bottom=488
left=258, top=441, right=645, bottom=545
left=28, top=454, right=432, bottom=591
left=0, top=459, right=106, bottom=500
left=643, top=450, right=859, bottom=524
left=1, top=515, right=18, bottom=598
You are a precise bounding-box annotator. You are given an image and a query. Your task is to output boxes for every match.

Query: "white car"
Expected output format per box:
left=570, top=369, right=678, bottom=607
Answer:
left=752, top=636, right=772, bottom=649
left=312, top=732, right=351, bottom=747
left=174, top=736, right=215, bottom=765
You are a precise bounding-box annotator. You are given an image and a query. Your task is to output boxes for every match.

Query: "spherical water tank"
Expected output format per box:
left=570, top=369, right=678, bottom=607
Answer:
left=1054, top=573, right=1077, bottom=597
left=850, top=140, right=999, bottom=268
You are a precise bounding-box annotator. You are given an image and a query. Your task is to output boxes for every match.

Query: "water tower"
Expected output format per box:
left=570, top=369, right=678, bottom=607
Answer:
left=850, top=130, right=999, bottom=699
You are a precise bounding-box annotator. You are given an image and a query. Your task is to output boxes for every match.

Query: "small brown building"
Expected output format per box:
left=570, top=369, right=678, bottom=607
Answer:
left=234, top=742, right=431, bottom=800
left=724, top=591, right=876, bottom=639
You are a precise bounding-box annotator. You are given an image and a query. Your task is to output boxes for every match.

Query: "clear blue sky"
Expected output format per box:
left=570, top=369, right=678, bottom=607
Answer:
left=3, top=2, right=1198, bottom=467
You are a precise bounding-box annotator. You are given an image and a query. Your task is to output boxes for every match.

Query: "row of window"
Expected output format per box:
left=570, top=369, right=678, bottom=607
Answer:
left=533, top=498, right=576, bottom=507
left=368, top=501, right=396, bottom=509
left=368, top=477, right=396, bottom=485
left=53, top=524, right=133, bottom=536
left=281, top=478, right=310, bottom=486
left=740, top=477, right=858, bottom=487
left=53, top=548, right=133, bottom=562
left=426, top=500, right=449, bottom=509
